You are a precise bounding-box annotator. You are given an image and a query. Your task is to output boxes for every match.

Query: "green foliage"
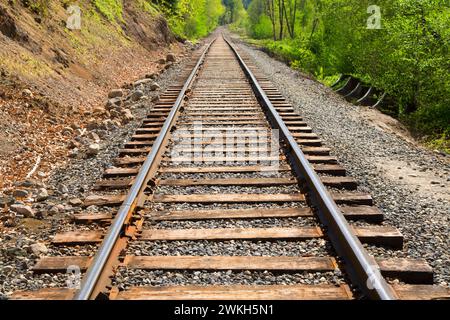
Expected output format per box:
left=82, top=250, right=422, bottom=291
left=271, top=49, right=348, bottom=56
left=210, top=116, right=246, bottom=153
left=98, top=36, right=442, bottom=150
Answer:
left=252, top=14, right=272, bottom=39
left=137, top=0, right=158, bottom=14
left=246, top=0, right=271, bottom=38
left=289, top=48, right=317, bottom=74
left=404, top=104, right=450, bottom=138
left=93, top=0, right=124, bottom=22
left=151, top=0, right=178, bottom=13
left=405, top=102, right=450, bottom=152
left=243, top=0, right=449, bottom=149
left=159, top=0, right=225, bottom=40
left=222, top=0, right=246, bottom=25
left=426, top=133, right=450, bottom=154
left=264, top=39, right=317, bottom=74
left=21, top=0, right=50, bottom=16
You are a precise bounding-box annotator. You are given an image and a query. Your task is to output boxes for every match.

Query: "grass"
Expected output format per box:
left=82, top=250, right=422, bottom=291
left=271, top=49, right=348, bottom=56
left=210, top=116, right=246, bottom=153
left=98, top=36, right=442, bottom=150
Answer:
left=63, top=7, right=132, bottom=64
left=93, top=0, right=124, bottom=22
left=0, top=50, right=53, bottom=78
left=21, top=0, right=50, bottom=16
left=426, top=134, right=450, bottom=154
left=319, top=74, right=342, bottom=87
left=137, top=0, right=159, bottom=15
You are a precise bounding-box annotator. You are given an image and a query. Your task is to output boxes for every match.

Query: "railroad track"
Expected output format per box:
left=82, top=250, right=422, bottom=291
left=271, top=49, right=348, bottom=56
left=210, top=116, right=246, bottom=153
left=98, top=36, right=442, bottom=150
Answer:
left=12, top=35, right=449, bottom=300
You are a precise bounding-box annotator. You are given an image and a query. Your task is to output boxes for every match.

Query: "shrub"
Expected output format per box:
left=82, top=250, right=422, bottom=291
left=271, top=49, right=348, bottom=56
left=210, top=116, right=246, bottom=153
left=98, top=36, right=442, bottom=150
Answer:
left=252, top=15, right=272, bottom=39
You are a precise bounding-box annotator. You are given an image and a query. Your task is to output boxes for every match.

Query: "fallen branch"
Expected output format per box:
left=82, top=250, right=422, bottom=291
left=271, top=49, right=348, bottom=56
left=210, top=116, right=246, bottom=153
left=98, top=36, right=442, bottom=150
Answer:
left=26, top=155, right=41, bottom=179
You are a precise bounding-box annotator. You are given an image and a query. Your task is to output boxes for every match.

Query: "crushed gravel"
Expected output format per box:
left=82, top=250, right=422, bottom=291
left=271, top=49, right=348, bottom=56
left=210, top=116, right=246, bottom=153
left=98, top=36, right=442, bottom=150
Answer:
left=157, top=171, right=293, bottom=180
left=127, top=239, right=331, bottom=257
left=154, top=185, right=301, bottom=195
left=48, top=63, right=191, bottom=199
left=112, top=269, right=345, bottom=290
left=229, top=31, right=449, bottom=287
left=144, top=217, right=317, bottom=229
left=0, top=45, right=200, bottom=298
left=146, top=202, right=308, bottom=212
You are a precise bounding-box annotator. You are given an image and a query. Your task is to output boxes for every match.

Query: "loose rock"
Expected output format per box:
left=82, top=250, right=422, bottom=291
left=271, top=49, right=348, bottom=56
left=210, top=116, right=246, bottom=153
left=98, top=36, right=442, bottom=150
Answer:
left=87, top=132, right=100, bottom=143
left=13, top=189, right=29, bottom=198
left=16, top=179, right=45, bottom=188
left=57, top=184, right=69, bottom=194
left=150, top=82, right=160, bottom=91
left=22, top=89, right=33, bottom=97
left=130, top=90, right=144, bottom=101
left=62, top=127, right=74, bottom=136
left=69, top=148, right=79, bottom=158
left=87, top=143, right=100, bottom=156
left=166, top=53, right=176, bottom=62
left=48, top=204, right=64, bottom=215
left=86, top=120, right=100, bottom=130
left=121, top=109, right=134, bottom=123
left=108, top=89, right=123, bottom=99
left=68, top=198, right=82, bottom=206
left=103, top=119, right=117, bottom=130
left=0, top=196, right=15, bottom=206
left=134, top=79, right=152, bottom=87
left=36, top=188, right=48, bottom=201
left=10, top=204, right=35, bottom=218
left=106, top=97, right=122, bottom=108
left=30, top=243, right=48, bottom=256
left=92, top=106, right=106, bottom=115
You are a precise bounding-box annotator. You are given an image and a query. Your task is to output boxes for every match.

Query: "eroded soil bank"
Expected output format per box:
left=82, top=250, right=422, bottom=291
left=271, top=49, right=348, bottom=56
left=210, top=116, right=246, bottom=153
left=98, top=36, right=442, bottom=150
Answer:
left=0, top=1, right=188, bottom=190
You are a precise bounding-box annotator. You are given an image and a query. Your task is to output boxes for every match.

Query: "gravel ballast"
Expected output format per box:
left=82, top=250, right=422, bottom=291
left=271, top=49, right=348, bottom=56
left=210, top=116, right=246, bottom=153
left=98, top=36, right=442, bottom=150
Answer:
left=229, top=31, right=449, bottom=286
left=127, top=239, right=330, bottom=257
left=112, top=269, right=344, bottom=290
left=0, top=45, right=199, bottom=298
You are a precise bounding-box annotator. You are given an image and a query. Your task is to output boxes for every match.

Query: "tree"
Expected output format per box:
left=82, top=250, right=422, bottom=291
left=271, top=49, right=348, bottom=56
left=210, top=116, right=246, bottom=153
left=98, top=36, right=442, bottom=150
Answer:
left=243, top=0, right=450, bottom=138
left=160, top=0, right=225, bottom=39
left=283, top=0, right=298, bottom=38
left=247, top=0, right=274, bottom=38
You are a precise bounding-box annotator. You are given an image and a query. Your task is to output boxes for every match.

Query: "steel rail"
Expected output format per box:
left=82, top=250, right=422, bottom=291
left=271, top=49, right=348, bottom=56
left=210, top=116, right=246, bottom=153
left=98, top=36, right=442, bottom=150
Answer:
left=73, top=40, right=215, bottom=300
left=223, top=35, right=396, bottom=300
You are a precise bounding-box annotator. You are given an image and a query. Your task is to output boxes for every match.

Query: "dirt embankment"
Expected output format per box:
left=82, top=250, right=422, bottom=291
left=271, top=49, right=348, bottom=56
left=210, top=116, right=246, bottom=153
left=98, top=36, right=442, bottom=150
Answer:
left=0, top=1, right=186, bottom=190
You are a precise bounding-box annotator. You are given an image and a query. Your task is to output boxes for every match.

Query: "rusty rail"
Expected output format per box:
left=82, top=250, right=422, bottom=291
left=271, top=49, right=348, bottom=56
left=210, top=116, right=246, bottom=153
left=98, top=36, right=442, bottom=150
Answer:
left=223, top=35, right=396, bottom=300
left=73, top=40, right=216, bottom=300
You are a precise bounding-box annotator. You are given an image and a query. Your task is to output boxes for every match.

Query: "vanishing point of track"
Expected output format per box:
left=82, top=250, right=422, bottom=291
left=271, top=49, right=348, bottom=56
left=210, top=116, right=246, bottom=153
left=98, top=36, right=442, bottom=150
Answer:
left=12, top=35, right=450, bottom=300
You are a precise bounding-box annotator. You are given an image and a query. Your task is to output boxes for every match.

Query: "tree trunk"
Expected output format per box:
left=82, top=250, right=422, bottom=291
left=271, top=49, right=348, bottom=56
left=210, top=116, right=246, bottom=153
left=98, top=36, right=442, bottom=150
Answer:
left=283, top=1, right=293, bottom=38
left=285, top=0, right=298, bottom=39
left=278, top=0, right=284, bottom=40
left=267, top=0, right=277, bottom=40
left=309, top=18, right=319, bottom=44
left=292, top=0, right=298, bottom=37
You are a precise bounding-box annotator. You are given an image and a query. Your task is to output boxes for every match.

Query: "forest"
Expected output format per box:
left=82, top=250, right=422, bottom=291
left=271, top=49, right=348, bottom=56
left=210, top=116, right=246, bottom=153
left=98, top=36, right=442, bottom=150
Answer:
left=237, top=0, right=449, bottom=150
left=154, top=0, right=449, bottom=150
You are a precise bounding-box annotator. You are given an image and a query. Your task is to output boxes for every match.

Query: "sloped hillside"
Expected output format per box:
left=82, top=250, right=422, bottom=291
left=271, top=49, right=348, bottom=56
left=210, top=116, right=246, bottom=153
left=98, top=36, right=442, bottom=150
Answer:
left=0, top=0, right=186, bottom=189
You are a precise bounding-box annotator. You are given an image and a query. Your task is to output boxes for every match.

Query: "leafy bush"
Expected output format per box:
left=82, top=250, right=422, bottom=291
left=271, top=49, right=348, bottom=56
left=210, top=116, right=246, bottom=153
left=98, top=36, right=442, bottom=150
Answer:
left=252, top=15, right=273, bottom=39
left=243, top=0, right=449, bottom=149
left=161, top=0, right=224, bottom=40
left=290, top=48, right=317, bottom=74
left=264, top=40, right=318, bottom=74
left=404, top=104, right=450, bottom=137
